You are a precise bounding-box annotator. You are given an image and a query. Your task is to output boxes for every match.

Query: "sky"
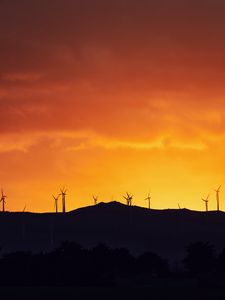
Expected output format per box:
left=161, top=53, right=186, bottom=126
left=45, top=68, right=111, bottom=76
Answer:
left=0, top=0, right=225, bottom=212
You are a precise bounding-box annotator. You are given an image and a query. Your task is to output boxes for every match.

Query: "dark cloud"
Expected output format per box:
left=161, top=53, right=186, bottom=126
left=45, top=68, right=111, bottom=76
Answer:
left=0, top=0, right=225, bottom=137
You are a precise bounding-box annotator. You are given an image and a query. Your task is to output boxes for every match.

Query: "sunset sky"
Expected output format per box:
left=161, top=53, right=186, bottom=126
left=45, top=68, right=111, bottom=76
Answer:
left=1, top=0, right=225, bottom=212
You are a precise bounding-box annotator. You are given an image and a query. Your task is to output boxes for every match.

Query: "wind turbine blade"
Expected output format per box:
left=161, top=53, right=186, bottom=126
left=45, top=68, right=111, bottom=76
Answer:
left=60, top=187, right=65, bottom=193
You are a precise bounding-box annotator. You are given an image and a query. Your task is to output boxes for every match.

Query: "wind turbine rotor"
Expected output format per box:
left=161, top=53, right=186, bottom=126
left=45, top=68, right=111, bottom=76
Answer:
left=216, top=185, right=222, bottom=192
left=60, top=187, right=67, bottom=195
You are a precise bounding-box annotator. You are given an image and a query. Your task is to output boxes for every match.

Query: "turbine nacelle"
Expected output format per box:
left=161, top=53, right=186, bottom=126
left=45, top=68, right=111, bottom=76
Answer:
left=145, top=193, right=151, bottom=201
left=53, top=194, right=60, bottom=201
left=202, top=194, right=210, bottom=202
left=60, top=187, right=67, bottom=196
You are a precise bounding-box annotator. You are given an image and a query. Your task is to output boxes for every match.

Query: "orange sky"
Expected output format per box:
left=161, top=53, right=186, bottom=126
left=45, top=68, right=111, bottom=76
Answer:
left=1, top=0, right=225, bottom=212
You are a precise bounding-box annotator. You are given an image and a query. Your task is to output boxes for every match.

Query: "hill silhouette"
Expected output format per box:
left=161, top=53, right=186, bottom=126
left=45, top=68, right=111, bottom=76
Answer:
left=0, top=201, right=225, bottom=261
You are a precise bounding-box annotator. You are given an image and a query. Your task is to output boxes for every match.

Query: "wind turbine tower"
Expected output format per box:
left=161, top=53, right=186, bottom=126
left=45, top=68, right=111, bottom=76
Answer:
left=93, top=195, right=98, bottom=205
left=60, top=187, right=67, bottom=213
left=202, top=194, right=210, bottom=212
left=145, top=192, right=151, bottom=209
left=53, top=194, right=60, bottom=213
left=215, top=185, right=221, bottom=211
left=123, top=192, right=133, bottom=206
left=0, top=189, right=7, bottom=212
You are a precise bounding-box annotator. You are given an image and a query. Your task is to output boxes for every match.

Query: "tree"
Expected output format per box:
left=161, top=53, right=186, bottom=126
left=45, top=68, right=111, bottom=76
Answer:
left=183, top=241, right=215, bottom=275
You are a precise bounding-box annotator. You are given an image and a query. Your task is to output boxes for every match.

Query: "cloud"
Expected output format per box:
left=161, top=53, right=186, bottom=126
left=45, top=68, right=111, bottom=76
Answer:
left=2, top=72, right=44, bottom=83
left=0, top=0, right=225, bottom=165
left=0, top=0, right=225, bottom=212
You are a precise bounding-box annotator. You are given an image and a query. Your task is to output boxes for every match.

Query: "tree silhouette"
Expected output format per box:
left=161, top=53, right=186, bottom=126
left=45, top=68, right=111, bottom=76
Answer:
left=137, top=251, right=169, bottom=277
left=183, top=241, right=215, bottom=275
left=215, top=246, right=225, bottom=277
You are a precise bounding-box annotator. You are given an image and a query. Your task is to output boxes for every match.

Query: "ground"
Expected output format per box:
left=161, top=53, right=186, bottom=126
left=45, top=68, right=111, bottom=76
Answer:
left=1, top=287, right=225, bottom=300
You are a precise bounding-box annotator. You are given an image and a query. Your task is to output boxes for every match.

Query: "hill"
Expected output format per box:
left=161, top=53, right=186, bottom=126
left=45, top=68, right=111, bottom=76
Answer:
left=0, top=201, right=225, bottom=261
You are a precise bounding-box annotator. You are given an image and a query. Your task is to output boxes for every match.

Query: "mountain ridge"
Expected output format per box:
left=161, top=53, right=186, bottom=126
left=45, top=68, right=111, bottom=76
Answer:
left=0, top=201, right=225, bottom=262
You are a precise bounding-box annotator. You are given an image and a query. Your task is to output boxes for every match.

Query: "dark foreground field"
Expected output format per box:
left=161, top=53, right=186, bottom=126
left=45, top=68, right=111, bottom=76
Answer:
left=1, top=286, right=225, bottom=300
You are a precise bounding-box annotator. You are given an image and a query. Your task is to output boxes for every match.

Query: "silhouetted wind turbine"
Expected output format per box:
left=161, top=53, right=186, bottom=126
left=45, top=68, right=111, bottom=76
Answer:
left=60, top=187, right=67, bottom=213
left=0, top=189, right=7, bottom=212
left=178, top=203, right=181, bottom=209
left=93, top=195, right=98, bottom=205
left=202, top=194, right=210, bottom=212
left=145, top=192, right=151, bottom=209
left=53, top=194, right=60, bottom=213
left=123, top=192, right=133, bottom=206
left=215, top=185, right=221, bottom=211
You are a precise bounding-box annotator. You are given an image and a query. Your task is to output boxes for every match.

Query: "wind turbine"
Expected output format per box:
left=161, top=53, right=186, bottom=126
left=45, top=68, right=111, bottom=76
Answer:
left=93, top=195, right=98, bottom=205
left=215, top=185, right=221, bottom=211
left=53, top=194, right=60, bottom=213
left=202, top=194, right=210, bottom=212
left=0, top=189, right=7, bottom=212
left=178, top=203, right=181, bottom=209
left=60, top=187, right=67, bottom=213
left=123, top=192, right=133, bottom=206
left=145, top=192, right=151, bottom=209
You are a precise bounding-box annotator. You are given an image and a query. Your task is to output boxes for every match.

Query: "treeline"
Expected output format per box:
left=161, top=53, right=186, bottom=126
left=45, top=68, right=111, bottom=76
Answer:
left=1, top=241, right=225, bottom=286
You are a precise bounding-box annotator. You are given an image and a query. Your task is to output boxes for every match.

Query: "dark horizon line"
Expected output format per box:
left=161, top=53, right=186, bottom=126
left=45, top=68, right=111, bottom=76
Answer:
left=0, top=200, right=224, bottom=214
